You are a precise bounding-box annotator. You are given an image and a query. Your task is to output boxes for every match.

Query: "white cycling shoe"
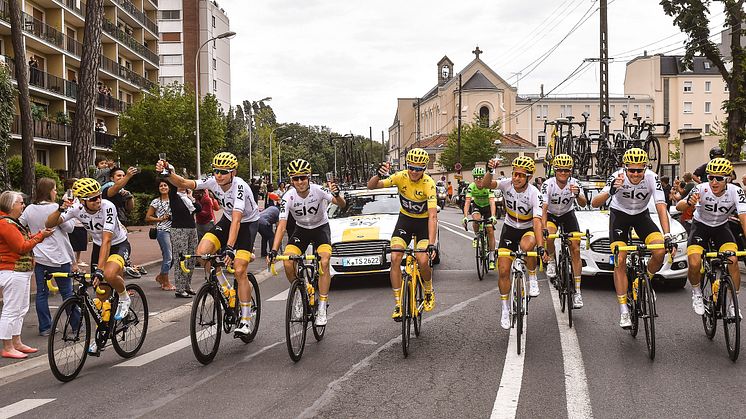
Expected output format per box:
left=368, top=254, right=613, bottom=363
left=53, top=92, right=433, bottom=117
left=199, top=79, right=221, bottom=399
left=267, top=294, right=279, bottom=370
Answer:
left=234, top=321, right=252, bottom=336
left=619, top=312, right=632, bottom=329
left=114, top=298, right=131, bottom=321
left=573, top=293, right=584, bottom=308
left=528, top=279, right=540, bottom=297
left=315, top=304, right=328, bottom=326
left=546, top=262, right=556, bottom=278
left=692, top=293, right=704, bottom=315
left=500, top=308, right=511, bottom=330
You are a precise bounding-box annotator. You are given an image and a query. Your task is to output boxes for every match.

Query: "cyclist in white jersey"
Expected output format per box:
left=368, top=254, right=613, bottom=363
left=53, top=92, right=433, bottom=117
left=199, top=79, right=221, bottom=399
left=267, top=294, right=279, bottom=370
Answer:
left=482, top=156, right=545, bottom=330
left=591, top=148, right=674, bottom=329
left=269, top=159, right=345, bottom=326
left=156, top=152, right=260, bottom=337
left=540, top=154, right=587, bottom=308
left=676, top=158, right=746, bottom=316
left=46, top=178, right=131, bottom=354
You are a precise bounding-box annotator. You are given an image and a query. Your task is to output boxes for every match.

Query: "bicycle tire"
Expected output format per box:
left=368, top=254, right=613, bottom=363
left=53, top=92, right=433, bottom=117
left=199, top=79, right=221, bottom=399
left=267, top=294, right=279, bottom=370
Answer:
left=401, top=275, right=411, bottom=357
left=641, top=278, right=656, bottom=360
left=286, top=279, right=308, bottom=362
left=190, top=284, right=222, bottom=365
left=563, top=252, right=574, bottom=328
left=238, top=273, right=262, bottom=343
left=627, top=269, right=639, bottom=337
left=516, top=274, right=524, bottom=356
left=558, top=255, right=567, bottom=314
left=476, top=231, right=486, bottom=281
left=111, top=284, right=148, bottom=358
left=312, top=274, right=326, bottom=342
left=48, top=297, right=90, bottom=382
left=413, top=276, right=424, bottom=337
left=721, top=277, right=740, bottom=361
left=702, top=275, right=717, bottom=339
left=644, top=138, right=662, bottom=174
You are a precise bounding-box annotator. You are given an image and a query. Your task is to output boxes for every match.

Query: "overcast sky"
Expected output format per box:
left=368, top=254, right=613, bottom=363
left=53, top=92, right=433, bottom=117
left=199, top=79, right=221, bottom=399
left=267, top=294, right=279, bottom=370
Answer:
left=218, top=0, right=727, bottom=136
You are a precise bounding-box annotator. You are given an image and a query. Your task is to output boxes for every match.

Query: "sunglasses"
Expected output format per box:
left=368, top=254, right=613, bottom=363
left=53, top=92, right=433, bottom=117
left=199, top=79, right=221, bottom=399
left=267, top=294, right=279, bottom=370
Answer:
left=407, top=165, right=426, bottom=172
left=555, top=168, right=571, bottom=173
left=512, top=172, right=528, bottom=178
left=213, top=168, right=232, bottom=175
left=83, top=195, right=101, bottom=202
left=291, top=176, right=309, bottom=182
left=474, top=176, right=484, bottom=180
left=625, top=168, right=645, bottom=174
left=707, top=175, right=727, bottom=182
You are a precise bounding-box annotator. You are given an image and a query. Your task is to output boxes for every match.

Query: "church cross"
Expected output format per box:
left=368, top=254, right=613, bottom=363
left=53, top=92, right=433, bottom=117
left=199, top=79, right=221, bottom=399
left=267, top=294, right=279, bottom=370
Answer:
left=472, top=46, right=483, bottom=59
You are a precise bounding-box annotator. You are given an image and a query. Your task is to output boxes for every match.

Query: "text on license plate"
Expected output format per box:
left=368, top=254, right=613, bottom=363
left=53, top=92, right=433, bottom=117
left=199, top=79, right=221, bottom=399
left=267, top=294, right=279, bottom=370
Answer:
left=342, top=256, right=382, bottom=266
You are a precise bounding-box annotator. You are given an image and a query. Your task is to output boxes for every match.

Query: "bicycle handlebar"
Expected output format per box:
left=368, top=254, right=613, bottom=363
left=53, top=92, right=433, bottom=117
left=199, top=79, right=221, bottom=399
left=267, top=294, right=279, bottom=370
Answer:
left=45, top=271, right=106, bottom=295
left=546, top=229, right=591, bottom=248
left=269, top=254, right=318, bottom=275
left=704, top=250, right=746, bottom=258
left=612, top=242, right=675, bottom=267
left=179, top=254, right=235, bottom=274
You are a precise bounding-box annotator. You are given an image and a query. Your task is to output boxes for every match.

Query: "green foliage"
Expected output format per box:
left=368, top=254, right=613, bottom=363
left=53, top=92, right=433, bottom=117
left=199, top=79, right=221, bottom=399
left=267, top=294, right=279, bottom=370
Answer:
left=7, top=155, right=62, bottom=192
left=31, top=103, right=46, bottom=121
left=0, top=63, right=14, bottom=190
left=116, top=82, right=226, bottom=175
left=438, top=118, right=501, bottom=170
left=130, top=192, right=157, bottom=226
left=668, top=136, right=681, bottom=163
left=123, top=165, right=161, bottom=194
left=55, top=111, right=71, bottom=126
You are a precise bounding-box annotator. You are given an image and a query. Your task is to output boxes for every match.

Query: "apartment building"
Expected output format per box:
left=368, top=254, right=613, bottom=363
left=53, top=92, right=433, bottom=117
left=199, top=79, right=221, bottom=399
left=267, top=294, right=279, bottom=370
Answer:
left=158, top=0, right=231, bottom=111
left=0, top=0, right=159, bottom=173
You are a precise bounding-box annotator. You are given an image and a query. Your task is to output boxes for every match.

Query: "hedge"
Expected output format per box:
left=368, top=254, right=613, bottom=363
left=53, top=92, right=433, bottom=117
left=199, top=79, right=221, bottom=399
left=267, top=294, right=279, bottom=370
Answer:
left=130, top=192, right=157, bottom=226
left=7, top=155, right=63, bottom=194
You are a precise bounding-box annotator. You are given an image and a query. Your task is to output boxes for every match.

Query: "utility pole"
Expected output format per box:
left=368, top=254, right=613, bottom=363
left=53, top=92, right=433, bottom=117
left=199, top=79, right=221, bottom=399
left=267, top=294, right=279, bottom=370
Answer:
left=414, top=98, right=421, bottom=146
left=381, top=130, right=385, bottom=161
left=599, top=0, right=609, bottom=134
left=457, top=73, right=462, bottom=166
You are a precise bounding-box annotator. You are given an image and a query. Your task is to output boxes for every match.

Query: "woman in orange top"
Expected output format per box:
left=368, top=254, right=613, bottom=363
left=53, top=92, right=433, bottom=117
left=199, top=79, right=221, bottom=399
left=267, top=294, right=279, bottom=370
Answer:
left=0, top=191, right=53, bottom=359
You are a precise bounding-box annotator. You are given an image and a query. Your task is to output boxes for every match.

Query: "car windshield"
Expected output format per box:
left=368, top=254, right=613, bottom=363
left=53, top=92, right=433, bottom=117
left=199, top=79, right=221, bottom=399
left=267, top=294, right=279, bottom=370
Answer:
left=329, top=194, right=401, bottom=218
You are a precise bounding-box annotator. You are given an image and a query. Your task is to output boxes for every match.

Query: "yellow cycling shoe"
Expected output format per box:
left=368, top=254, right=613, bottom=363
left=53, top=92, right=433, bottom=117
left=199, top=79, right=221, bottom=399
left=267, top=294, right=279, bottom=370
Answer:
left=424, top=289, right=435, bottom=312
left=392, top=304, right=403, bottom=322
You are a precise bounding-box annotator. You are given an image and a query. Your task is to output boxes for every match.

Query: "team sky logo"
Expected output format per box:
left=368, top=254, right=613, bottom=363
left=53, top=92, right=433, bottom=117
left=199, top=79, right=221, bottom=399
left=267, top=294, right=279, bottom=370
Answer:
left=703, top=202, right=733, bottom=213
left=400, top=196, right=427, bottom=214
left=293, top=203, right=322, bottom=217
left=550, top=192, right=572, bottom=206
left=620, top=185, right=649, bottom=201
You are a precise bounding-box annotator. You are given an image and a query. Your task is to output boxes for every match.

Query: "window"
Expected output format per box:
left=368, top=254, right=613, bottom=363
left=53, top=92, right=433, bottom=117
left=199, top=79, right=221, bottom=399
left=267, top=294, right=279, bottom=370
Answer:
left=683, top=102, right=693, bottom=113
left=160, top=76, right=183, bottom=85
left=36, top=149, right=48, bottom=166
left=160, top=54, right=182, bottom=65
left=584, top=104, right=591, bottom=115
left=158, top=10, right=181, bottom=20
left=213, top=80, right=217, bottom=91
left=560, top=105, right=572, bottom=117
left=705, top=101, right=712, bottom=113
left=479, top=106, right=490, bottom=127
left=684, top=124, right=693, bottom=129
left=536, top=104, right=548, bottom=119
left=212, top=58, right=217, bottom=70
left=212, top=15, right=216, bottom=28
left=610, top=105, right=616, bottom=118
left=633, top=104, right=640, bottom=117
left=645, top=104, right=652, bottom=119
left=705, top=123, right=711, bottom=133
left=704, top=61, right=711, bottom=69
left=705, top=81, right=711, bottom=92
left=683, top=81, right=693, bottom=92
left=161, top=32, right=181, bottom=42
left=538, top=132, right=546, bottom=147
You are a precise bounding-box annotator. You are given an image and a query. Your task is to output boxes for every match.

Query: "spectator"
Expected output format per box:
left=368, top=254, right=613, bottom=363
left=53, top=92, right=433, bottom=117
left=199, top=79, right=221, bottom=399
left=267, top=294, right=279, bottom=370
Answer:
left=660, top=176, right=673, bottom=210
left=145, top=181, right=174, bottom=290
left=101, top=166, right=144, bottom=278
left=447, top=181, right=453, bottom=202
left=258, top=206, right=280, bottom=258
left=193, top=189, right=219, bottom=242
left=167, top=184, right=201, bottom=298
left=0, top=191, right=54, bottom=359
left=28, top=56, right=39, bottom=86
left=265, top=183, right=276, bottom=207
left=674, top=173, right=696, bottom=233
left=19, top=178, right=76, bottom=337
left=63, top=178, right=88, bottom=267
left=276, top=182, right=287, bottom=197
left=93, top=156, right=114, bottom=186
left=249, top=178, right=261, bottom=204
left=259, top=179, right=268, bottom=204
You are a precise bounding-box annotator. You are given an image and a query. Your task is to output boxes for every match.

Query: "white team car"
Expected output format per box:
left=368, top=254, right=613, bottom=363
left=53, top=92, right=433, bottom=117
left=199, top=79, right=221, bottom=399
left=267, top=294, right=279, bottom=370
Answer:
left=572, top=181, right=689, bottom=287
left=327, top=187, right=440, bottom=277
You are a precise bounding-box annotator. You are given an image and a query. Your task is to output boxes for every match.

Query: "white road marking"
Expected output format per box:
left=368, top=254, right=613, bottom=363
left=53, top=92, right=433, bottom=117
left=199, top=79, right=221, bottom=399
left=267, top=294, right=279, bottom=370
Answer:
left=549, top=285, right=594, bottom=419
left=0, top=399, right=55, bottom=418
left=439, top=223, right=475, bottom=241
left=115, top=336, right=191, bottom=367
left=490, top=315, right=527, bottom=419
left=268, top=288, right=289, bottom=301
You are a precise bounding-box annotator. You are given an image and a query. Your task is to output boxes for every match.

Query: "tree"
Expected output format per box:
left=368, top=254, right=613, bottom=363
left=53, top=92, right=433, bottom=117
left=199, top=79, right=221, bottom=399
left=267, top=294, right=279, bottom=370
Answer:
left=68, top=0, right=104, bottom=177
left=115, top=83, right=226, bottom=173
left=8, top=0, right=34, bottom=195
left=660, top=0, right=746, bottom=160
left=0, top=62, right=14, bottom=191
left=438, top=118, right=501, bottom=170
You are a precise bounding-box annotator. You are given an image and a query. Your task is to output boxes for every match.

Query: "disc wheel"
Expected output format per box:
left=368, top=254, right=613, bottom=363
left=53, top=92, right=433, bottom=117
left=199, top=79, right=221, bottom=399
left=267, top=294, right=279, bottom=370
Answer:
left=476, top=233, right=487, bottom=281
left=702, top=277, right=717, bottom=339
left=401, top=275, right=412, bottom=357
left=48, top=298, right=90, bottom=382
left=721, top=277, right=740, bottom=361
left=286, top=279, right=308, bottom=362
left=190, top=284, right=222, bottom=365
left=111, top=284, right=148, bottom=358
left=641, top=278, right=656, bottom=360
left=237, top=273, right=262, bottom=343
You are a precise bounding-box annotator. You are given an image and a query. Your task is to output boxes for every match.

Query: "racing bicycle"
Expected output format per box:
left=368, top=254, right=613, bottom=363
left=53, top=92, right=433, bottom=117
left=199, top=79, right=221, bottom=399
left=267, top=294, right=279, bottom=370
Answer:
left=469, top=218, right=494, bottom=280
left=497, top=249, right=542, bottom=355
left=546, top=229, right=590, bottom=328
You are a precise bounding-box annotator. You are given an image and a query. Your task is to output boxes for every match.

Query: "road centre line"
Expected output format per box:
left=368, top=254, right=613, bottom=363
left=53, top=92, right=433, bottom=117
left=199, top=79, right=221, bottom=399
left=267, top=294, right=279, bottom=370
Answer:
left=439, top=223, right=476, bottom=241
left=490, top=317, right=527, bottom=419
left=0, top=398, right=55, bottom=419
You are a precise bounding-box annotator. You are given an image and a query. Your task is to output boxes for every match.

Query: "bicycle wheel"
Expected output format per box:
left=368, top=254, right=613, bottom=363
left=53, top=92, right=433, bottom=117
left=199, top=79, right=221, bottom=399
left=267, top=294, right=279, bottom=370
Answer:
left=563, top=253, right=574, bottom=328
left=476, top=232, right=486, bottom=281
left=644, top=138, right=662, bottom=174
left=48, top=297, right=90, bottom=382
left=238, top=273, right=262, bottom=343
left=190, top=284, right=223, bottom=365
left=515, top=275, right=524, bottom=356
left=701, top=276, right=717, bottom=339
left=413, top=276, right=424, bottom=337
left=286, top=279, right=308, bottom=362
left=721, top=277, right=740, bottom=361
left=401, top=275, right=411, bottom=357
left=627, top=270, right=639, bottom=337
left=558, top=255, right=567, bottom=313
left=641, top=278, right=656, bottom=360
left=111, top=284, right=148, bottom=358
left=312, top=277, right=326, bottom=342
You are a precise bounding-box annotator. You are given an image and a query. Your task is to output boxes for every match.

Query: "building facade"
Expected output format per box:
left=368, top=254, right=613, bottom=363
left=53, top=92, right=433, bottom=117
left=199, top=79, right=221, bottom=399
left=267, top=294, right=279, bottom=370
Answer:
left=158, top=0, right=231, bottom=111
left=0, top=0, right=159, bottom=172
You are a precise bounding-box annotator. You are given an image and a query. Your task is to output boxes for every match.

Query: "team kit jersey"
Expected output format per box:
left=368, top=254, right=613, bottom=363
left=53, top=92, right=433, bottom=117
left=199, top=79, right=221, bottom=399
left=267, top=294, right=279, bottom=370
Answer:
left=541, top=177, right=583, bottom=216
left=466, top=183, right=494, bottom=208
left=195, top=175, right=259, bottom=223
left=279, top=184, right=333, bottom=229
left=61, top=199, right=127, bottom=246
left=496, top=178, right=543, bottom=229
left=689, top=183, right=746, bottom=227
left=601, top=169, right=666, bottom=214
left=382, top=170, right=438, bottom=218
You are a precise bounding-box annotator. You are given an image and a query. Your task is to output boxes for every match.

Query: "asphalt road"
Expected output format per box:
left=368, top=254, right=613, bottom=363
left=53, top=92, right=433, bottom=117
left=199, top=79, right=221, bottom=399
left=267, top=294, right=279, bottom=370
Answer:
left=1, top=206, right=746, bottom=418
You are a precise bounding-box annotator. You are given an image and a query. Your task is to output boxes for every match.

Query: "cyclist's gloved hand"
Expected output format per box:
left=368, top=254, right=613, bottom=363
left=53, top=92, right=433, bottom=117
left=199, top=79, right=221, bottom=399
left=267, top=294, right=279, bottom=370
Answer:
left=462, top=216, right=469, bottom=230
left=92, top=268, right=104, bottom=286
left=268, top=249, right=277, bottom=263
left=489, top=216, right=498, bottom=225
left=664, top=233, right=677, bottom=252
left=536, top=245, right=545, bottom=256
left=426, top=244, right=438, bottom=260
left=224, top=245, right=236, bottom=261
left=542, top=228, right=549, bottom=238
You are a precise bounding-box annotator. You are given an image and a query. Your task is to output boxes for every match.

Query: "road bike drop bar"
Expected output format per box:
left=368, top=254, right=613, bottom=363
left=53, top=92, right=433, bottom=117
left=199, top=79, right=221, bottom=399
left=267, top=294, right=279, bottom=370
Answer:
left=179, top=254, right=235, bottom=274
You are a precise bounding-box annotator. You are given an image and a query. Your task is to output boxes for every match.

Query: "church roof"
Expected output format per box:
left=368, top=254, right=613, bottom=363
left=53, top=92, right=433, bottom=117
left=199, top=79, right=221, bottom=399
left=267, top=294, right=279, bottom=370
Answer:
left=461, top=70, right=498, bottom=91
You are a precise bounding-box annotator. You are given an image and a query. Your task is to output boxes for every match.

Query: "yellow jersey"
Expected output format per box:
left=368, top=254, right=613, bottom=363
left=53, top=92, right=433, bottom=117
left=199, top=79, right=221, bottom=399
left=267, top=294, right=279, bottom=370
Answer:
left=382, top=170, right=437, bottom=218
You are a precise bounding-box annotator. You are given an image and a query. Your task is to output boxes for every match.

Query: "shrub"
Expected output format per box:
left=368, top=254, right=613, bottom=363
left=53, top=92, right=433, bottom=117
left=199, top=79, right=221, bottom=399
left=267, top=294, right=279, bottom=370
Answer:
left=130, top=192, right=157, bottom=226
left=7, top=155, right=63, bottom=193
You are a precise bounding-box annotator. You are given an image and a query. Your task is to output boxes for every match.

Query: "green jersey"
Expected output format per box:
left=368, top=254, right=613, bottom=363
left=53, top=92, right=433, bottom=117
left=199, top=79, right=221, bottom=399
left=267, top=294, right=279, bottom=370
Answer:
left=466, top=182, right=494, bottom=207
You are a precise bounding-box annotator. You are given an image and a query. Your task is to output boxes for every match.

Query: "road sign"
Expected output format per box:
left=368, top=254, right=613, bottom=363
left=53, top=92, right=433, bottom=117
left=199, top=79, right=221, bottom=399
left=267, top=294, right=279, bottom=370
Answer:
left=455, top=162, right=462, bottom=171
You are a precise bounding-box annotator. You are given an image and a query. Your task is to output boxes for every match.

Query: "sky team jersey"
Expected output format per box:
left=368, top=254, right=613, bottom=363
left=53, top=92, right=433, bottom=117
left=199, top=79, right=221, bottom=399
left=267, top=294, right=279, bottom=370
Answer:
left=689, top=183, right=746, bottom=227
left=466, top=182, right=494, bottom=207
left=601, top=168, right=665, bottom=215
left=382, top=170, right=437, bottom=219
left=541, top=177, right=583, bottom=217
left=195, top=175, right=259, bottom=223
left=496, top=178, right=543, bottom=229
left=61, top=199, right=127, bottom=246
left=279, top=184, right=333, bottom=229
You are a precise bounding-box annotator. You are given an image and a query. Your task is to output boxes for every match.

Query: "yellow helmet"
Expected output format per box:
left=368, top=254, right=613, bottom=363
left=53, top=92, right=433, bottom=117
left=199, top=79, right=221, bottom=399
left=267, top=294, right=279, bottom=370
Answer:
left=512, top=156, right=535, bottom=174
left=552, top=154, right=574, bottom=169
left=287, top=159, right=312, bottom=176
left=406, top=148, right=429, bottom=166
left=72, top=178, right=101, bottom=199
left=622, top=148, right=648, bottom=165
left=212, top=152, right=238, bottom=170
left=706, top=157, right=733, bottom=176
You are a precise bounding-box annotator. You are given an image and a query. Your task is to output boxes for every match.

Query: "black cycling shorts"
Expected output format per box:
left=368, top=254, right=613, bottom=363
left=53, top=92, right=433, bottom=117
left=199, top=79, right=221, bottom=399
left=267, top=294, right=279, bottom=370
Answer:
left=498, top=224, right=534, bottom=253
left=91, top=239, right=131, bottom=269
left=547, top=211, right=580, bottom=234
left=687, top=221, right=738, bottom=255
left=391, top=214, right=430, bottom=249
left=608, top=208, right=662, bottom=251
left=203, top=216, right=258, bottom=261
left=286, top=223, right=332, bottom=255
left=470, top=203, right=492, bottom=220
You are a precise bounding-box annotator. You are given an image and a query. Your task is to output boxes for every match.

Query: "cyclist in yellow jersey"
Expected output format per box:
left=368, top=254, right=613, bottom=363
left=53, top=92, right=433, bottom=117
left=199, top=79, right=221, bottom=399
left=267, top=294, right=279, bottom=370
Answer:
left=367, top=148, right=438, bottom=321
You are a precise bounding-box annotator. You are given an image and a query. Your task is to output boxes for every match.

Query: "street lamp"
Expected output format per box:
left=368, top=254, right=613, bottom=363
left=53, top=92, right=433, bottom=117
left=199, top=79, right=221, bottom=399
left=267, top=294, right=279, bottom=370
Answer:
left=248, top=96, right=271, bottom=180
left=195, top=30, right=236, bottom=178
left=278, top=136, right=292, bottom=185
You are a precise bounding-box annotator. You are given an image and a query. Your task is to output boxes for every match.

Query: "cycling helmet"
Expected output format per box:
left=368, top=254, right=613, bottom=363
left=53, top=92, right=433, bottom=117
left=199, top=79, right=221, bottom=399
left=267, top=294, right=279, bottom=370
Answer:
left=709, top=146, right=725, bottom=160
left=706, top=157, right=733, bottom=176
left=472, top=167, right=485, bottom=177
left=406, top=148, right=430, bottom=166
left=287, top=159, right=312, bottom=176
left=512, top=156, right=535, bottom=174
left=622, top=148, right=648, bottom=165
left=72, top=178, right=101, bottom=199
left=552, top=154, right=574, bottom=169
left=212, top=152, right=238, bottom=170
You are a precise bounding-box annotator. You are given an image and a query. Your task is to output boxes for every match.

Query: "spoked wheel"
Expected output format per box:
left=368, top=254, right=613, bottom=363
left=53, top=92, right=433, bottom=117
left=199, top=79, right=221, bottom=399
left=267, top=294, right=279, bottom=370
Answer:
left=558, top=257, right=567, bottom=314
left=476, top=233, right=486, bottom=281
left=641, top=279, right=656, bottom=360
left=237, top=273, right=262, bottom=343
left=721, top=277, right=740, bottom=361
left=111, top=284, right=148, bottom=358
left=190, top=284, right=223, bottom=365
left=312, top=279, right=326, bottom=342
left=644, top=138, right=662, bottom=174
left=48, top=298, right=90, bottom=382
left=563, top=254, right=574, bottom=328
left=514, top=275, right=524, bottom=356
left=702, top=277, right=717, bottom=339
left=286, top=280, right=309, bottom=362
left=413, top=277, right=424, bottom=337
left=401, top=276, right=411, bottom=357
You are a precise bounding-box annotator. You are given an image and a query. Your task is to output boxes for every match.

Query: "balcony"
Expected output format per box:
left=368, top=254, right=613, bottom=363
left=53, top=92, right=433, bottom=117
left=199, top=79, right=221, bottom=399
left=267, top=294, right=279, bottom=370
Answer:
left=62, top=0, right=85, bottom=17
left=111, top=0, right=158, bottom=34
left=102, top=19, right=158, bottom=65
left=97, top=92, right=129, bottom=113
left=11, top=115, right=71, bottom=143
left=95, top=131, right=117, bottom=149
left=22, top=12, right=65, bottom=48
left=100, top=55, right=156, bottom=91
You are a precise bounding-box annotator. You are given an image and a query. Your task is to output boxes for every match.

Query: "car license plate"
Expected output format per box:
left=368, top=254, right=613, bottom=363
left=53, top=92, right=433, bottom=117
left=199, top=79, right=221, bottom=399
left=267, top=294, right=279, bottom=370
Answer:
left=342, top=256, right=381, bottom=266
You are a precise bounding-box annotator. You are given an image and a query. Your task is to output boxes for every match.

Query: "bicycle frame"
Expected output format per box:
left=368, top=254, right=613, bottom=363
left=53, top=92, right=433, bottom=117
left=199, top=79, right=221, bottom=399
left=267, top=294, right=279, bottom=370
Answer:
left=180, top=253, right=237, bottom=320
left=49, top=272, right=115, bottom=346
